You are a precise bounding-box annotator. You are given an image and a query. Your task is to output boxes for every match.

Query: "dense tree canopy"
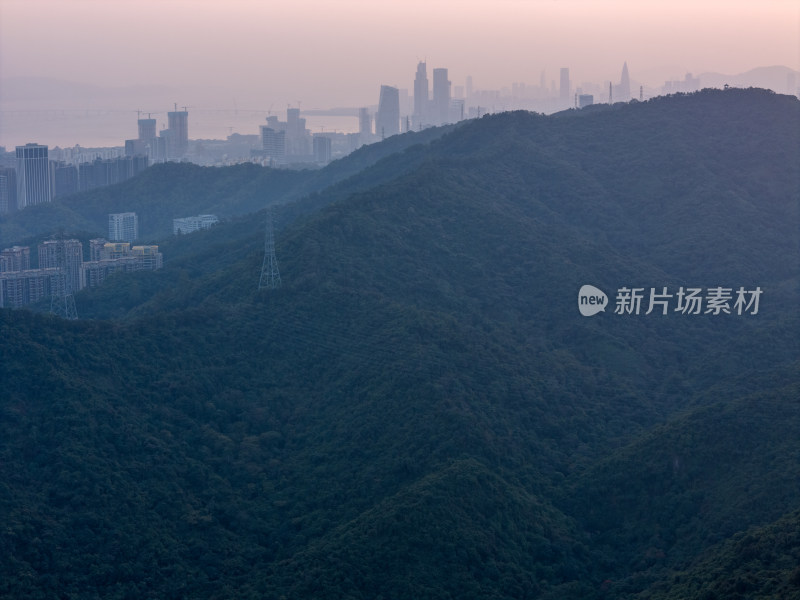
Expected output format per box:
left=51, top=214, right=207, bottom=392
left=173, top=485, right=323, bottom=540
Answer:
left=1, top=88, right=798, bottom=599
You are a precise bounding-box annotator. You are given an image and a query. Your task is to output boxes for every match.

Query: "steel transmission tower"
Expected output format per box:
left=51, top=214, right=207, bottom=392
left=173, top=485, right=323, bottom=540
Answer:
left=258, top=205, right=282, bottom=290
left=50, top=239, right=78, bottom=320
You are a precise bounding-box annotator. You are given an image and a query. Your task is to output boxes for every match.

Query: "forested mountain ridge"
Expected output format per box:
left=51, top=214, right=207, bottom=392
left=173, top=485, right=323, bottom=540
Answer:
left=1, top=88, right=799, bottom=599
left=0, top=123, right=454, bottom=245
left=71, top=87, right=798, bottom=320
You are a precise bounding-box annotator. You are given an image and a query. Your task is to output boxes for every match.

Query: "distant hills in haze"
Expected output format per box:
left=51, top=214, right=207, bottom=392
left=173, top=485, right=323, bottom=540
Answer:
left=2, top=64, right=797, bottom=113
left=1, top=88, right=799, bottom=599
left=698, top=65, right=799, bottom=94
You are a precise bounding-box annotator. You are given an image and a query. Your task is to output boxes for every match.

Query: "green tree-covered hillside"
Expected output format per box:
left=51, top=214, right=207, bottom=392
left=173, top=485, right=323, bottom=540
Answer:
left=1, top=88, right=798, bottom=599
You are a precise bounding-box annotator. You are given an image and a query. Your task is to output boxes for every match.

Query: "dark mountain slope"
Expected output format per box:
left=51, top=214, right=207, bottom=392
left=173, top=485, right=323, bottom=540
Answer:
left=564, top=365, right=800, bottom=587
left=639, top=508, right=800, bottom=600
left=1, top=89, right=798, bottom=599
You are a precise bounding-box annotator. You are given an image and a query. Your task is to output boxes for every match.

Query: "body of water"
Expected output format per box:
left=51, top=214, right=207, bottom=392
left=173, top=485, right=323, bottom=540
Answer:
left=0, top=109, right=361, bottom=150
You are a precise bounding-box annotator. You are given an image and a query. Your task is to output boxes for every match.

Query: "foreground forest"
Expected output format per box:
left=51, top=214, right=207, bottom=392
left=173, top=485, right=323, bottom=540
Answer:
left=1, top=88, right=799, bottom=599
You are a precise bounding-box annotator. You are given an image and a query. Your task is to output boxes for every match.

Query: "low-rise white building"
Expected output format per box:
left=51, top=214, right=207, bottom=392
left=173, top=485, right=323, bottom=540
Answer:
left=173, top=214, right=219, bottom=235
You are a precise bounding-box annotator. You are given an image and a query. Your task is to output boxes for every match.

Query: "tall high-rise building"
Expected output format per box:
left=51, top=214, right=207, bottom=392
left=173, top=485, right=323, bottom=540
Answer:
left=375, top=85, right=400, bottom=139
left=109, top=212, right=139, bottom=244
left=287, top=108, right=302, bottom=136
left=89, top=238, right=108, bottom=261
left=559, top=68, right=570, bottom=105
left=0, top=246, right=30, bottom=272
left=166, top=108, right=189, bottom=158
left=617, top=62, right=631, bottom=102
left=15, top=143, right=52, bottom=208
left=138, top=118, right=157, bottom=143
left=53, top=162, right=79, bottom=198
left=285, top=108, right=311, bottom=156
left=413, top=62, right=429, bottom=128
left=0, top=167, right=17, bottom=213
left=260, top=126, right=286, bottom=161
left=313, top=135, right=332, bottom=164
left=358, top=107, right=373, bottom=146
left=358, top=108, right=372, bottom=136
left=125, top=139, right=146, bottom=157
left=432, top=68, right=451, bottom=125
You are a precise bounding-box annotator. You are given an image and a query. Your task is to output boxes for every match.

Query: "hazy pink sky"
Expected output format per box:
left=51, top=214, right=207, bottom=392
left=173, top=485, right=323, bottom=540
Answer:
left=1, top=0, right=798, bottom=109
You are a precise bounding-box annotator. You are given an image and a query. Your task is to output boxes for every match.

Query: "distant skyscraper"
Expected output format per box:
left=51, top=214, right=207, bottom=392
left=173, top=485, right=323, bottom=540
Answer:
left=285, top=108, right=310, bottom=156
left=15, top=143, right=52, bottom=208
left=287, top=108, right=301, bottom=133
left=432, top=68, right=451, bottom=125
left=617, top=62, right=631, bottom=102
left=466, top=75, right=473, bottom=100
left=358, top=107, right=372, bottom=136
left=138, top=118, right=157, bottom=142
left=125, top=139, right=146, bottom=157
left=260, top=126, right=286, bottom=161
left=413, top=62, right=429, bottom=128
left=0, top=167, right=17, bottom=213
left=313, top=135, right=332, bottom=164
left=167, top=108, right=189, bottom=158
left=53, top=162, right=79, bottom=198
left=559, top=68, right=570, bottom=105
left=109, top=212, right=139, bottom=244
left=375, top=85, right=400, bottom=139
left=450, top=98, right=465, bottom=122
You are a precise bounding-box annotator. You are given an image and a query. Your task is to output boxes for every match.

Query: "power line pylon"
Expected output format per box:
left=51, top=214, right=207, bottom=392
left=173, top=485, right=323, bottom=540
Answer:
left=258, top=205, right=281, bottom=290
left=50, top=238, right=78, bottom=320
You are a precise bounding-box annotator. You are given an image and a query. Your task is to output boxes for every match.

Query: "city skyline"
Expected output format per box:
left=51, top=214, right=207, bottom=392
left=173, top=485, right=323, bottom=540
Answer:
left=2, top=0, right=797, bottom=99
left=1, top=0, right=798, bottom=148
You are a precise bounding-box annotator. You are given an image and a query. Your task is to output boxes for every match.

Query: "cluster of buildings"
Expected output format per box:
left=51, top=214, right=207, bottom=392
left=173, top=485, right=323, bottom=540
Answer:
left=252, top=108, right=339, bottom=166
left=0, top=210, right=165, bottom=309
left=0, top=61, right=713, bottom=182
left=0, top=104, right=193, bottom=214
left=0, top=144, right=149, bottom=213
left=0, top=238, right=163, bottom=309
left=323, top=61, right=640, bottom=156
left=367, top=65, right=463, bottom=142
left=370, top=62, right=641, bottom=140
left=0, top=203, right=226, bottom=309
left=125, top=106, right=189, bottom=162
